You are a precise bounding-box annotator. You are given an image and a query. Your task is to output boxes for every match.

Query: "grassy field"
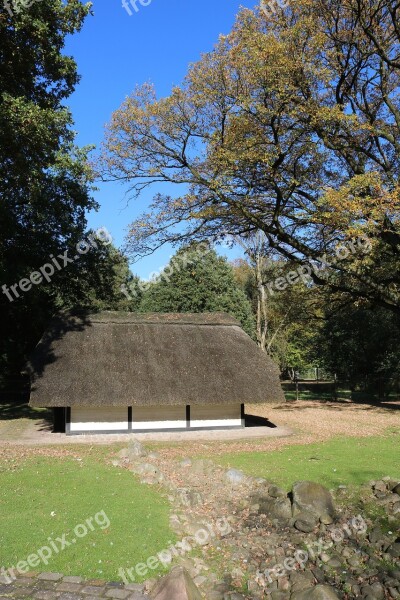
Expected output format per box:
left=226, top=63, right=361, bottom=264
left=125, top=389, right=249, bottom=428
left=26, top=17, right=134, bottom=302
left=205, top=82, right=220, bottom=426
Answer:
left=215, top=432, right=400, bottom=490
left=0, top=398, right=399, bottom=583
left=0, top=451, right=174, bottom=582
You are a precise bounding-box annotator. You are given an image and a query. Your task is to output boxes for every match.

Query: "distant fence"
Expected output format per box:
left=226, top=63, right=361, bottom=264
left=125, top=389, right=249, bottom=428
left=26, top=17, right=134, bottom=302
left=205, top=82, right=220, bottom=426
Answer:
left=283, top=368, right=333, bottom=382
left=297, top=368, right=332, bottom=381
left=282, top=379, right=400, bottom=402
left=1, top=376, right=399, bottom=407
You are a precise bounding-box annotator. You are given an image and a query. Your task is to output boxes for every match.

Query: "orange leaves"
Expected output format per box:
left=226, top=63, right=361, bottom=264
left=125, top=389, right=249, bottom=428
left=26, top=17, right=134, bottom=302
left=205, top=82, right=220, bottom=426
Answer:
left=97, top=0, right=400, bottom=310
left=317, top=173, right=400, bottom=237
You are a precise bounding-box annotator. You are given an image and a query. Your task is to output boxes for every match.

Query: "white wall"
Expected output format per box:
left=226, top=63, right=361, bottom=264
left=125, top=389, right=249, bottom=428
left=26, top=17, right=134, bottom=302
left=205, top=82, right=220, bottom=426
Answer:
left=132, top=406, right=187, bottom=430
left=68, top=404, right=243, bottom=433
left=190, top=404, right=242, bottom=428
left=70, top=406, right=128, bottom=432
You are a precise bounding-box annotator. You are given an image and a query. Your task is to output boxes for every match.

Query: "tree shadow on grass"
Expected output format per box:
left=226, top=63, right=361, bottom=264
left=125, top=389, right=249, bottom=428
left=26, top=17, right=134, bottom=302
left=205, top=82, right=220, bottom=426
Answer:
left=274, top=399, right=400, bottom=412
left=0, top=397, right=52, bottom=422
left=36, top=414, right=54, bottom=431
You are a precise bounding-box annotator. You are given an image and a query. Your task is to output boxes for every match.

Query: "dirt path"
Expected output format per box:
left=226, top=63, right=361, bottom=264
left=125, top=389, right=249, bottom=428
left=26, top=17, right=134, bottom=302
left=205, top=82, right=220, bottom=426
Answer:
left=254, top=399, right=400, bottom=440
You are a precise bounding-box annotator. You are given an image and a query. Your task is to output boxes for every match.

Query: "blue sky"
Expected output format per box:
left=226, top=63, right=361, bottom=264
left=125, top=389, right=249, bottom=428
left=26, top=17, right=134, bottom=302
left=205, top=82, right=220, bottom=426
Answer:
left=65, top=0, right=255, bottom=278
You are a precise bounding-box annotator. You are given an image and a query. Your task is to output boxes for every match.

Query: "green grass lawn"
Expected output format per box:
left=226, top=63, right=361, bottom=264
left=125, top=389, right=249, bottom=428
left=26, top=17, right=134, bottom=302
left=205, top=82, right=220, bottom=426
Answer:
left=1, top=432, right=399, bottom=583
left=215, top=432, right=400, bottom=490
left=0, top=453, right=174, bottom=582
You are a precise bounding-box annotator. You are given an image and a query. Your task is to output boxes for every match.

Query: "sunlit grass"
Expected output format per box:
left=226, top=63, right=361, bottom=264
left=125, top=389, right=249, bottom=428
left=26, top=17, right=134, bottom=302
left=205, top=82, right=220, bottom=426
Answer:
left=0, top=454, right=174, bottom=581
left=214, top=433, right=400, bottom=490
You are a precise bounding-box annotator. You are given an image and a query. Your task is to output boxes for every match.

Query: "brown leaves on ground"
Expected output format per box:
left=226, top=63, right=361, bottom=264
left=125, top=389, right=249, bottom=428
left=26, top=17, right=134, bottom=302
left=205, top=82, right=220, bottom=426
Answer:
left=0, top=444, right=81, bottom=471
left=151, top=400, right=400, bottom=460
left=0, top=399, right=399, bottom=465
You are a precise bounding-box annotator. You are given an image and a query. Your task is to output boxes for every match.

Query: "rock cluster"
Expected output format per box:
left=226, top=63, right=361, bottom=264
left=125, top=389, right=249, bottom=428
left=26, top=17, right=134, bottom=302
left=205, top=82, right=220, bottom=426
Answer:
left=113, top=441, right=400, bottom=600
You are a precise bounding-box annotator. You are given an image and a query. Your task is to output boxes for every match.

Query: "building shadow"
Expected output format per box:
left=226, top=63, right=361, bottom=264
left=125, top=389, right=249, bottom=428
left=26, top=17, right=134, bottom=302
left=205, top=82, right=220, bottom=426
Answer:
left=245, top=413, right=277, bottom=428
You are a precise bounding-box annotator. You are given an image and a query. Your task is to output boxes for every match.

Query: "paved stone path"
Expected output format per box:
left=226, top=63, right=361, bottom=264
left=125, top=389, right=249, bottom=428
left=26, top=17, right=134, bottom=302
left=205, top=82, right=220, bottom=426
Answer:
left=0, top=419, right=293, bottom=445
left=0, top=573, right=147, bottom=600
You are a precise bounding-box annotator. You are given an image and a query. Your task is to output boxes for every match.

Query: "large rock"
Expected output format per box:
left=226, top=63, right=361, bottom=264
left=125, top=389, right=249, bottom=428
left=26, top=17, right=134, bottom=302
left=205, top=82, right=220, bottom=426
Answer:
left=393, top=483, right=400, bottom=495
left=224, top=469, right=248, bottom=486
left=130, top=463, right=164, bottom=484
left=150, top=566, right=202, bottom=600
left=290, top=584, right=341, bottom=600
left=388, top=543, right=400, bottom=558
left=176, top=488, right=203, bottom=507
left=294, top=511, right=318, bottom=533
left=128, top=439, right=148, bottom=458
left=268, top=485, right=287, bottom=498
left=257, top=496, right=292, bottom=522
left=291, top=481, right=335, bottom=520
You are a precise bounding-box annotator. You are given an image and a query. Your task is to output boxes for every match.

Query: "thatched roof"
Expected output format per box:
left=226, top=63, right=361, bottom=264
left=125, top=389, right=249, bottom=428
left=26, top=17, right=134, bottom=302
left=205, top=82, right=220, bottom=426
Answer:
left=29, top=311, right=284, bottom=407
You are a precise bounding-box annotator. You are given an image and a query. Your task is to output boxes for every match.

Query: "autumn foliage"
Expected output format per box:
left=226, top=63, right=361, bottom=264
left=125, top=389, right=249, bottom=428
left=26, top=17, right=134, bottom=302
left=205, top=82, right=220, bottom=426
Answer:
left=100, top=0, right=400, bottom=312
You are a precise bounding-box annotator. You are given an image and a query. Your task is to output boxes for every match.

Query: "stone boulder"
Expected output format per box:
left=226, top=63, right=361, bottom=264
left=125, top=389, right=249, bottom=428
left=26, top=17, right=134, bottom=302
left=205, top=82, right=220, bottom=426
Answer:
left=130, top=463, right=164, bottom=484
left=393, top=483, right=400, bottom=495
left=294, top=511, right=318, bottom=533
left=224, top=469, right=248, bottom=486
left=257, top=495, right=292, bottom=523
left=268, top=485, right=287, bottom=498
left=128, top=439, right=148, bottom=458
left=150, top=566, right=202, bottom=600
left=291, top=481, right=335, bottom=521
left=290, top=584, right=341, bottom=600
left=388, top=543, right=400, bottom=558
left=176, top=488, right=203, bottom=507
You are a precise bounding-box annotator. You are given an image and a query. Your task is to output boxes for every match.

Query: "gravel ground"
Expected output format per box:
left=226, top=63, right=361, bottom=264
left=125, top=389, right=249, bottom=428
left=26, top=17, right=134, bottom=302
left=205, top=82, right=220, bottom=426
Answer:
left=252, top=399, right=400, bottom=441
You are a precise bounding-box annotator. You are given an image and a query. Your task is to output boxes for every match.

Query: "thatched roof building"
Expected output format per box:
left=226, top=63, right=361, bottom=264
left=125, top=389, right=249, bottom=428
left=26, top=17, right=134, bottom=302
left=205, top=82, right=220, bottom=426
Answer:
left=29, top=311, right=284, bottom=434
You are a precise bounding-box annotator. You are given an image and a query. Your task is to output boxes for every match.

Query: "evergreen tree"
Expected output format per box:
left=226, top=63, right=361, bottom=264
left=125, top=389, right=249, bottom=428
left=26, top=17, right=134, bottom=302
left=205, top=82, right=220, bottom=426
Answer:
left=140, top=245, right=255, bottom=336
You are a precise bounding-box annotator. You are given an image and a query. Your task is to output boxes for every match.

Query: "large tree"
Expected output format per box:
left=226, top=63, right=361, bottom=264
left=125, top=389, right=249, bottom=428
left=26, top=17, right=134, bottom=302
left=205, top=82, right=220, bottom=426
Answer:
left=100, top=0, right=400, bottom=313
left=0, top=0, right=111, bottom=380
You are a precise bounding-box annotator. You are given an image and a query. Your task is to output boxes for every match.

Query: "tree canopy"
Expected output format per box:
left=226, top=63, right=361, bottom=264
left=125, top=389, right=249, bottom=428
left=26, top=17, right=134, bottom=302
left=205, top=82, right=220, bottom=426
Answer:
left=0, top=0, right=135, bottom=380
left=138, top=244, right=255, bottom=336
left=100, top=0, right=400, bottom=313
